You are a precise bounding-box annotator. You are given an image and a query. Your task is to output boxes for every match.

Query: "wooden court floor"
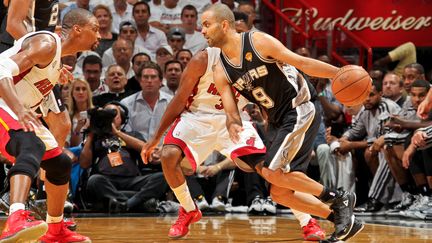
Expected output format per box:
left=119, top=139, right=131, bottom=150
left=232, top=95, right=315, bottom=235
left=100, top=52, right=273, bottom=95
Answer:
left=3, top=214, right=428, bottom=243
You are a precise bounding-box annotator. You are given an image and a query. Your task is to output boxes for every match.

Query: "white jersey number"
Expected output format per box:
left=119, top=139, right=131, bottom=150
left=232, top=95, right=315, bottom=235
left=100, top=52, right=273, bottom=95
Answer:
left=48, top=3, right=59, bottom=26
left=252, top=87, right=274, bottom=109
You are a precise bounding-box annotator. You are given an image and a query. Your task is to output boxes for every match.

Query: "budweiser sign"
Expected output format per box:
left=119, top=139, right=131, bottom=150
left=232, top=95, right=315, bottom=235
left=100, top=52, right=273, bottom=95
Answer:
left=281, top=0, right=432, bottom=47
left=283, top=8, right=431, bottom=32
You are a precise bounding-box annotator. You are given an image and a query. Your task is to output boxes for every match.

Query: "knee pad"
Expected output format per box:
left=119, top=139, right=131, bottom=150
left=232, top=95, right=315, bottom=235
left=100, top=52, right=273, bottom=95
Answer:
left=40, top=152, right=72, bottom=185
left=7, top=130, right=45, bottom=179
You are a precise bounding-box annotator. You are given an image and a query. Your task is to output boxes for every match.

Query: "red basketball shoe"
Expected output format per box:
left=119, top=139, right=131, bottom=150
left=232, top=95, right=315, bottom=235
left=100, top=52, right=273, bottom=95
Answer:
left=0, top=209, right=48, bottom=242
left=168, top=206, right=202, bottom=239
left=302, top=218, right=326, bottom=241
left=39, top=220, right=91, bottom=243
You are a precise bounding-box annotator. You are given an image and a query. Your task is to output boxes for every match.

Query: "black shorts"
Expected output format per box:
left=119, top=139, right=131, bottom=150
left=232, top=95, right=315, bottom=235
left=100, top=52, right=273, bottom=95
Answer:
left=264, top=100, right=321, bottom=173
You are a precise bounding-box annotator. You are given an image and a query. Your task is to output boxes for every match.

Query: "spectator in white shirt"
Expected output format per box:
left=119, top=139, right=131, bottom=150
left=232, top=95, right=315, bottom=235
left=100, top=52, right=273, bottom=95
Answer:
left=167, top=27, right=186, bottom=56
left=180, top=4, right=207, bottom=55
left=149, top=0, right=182, bottom=33
left=109, top=0, right=134, bottom=34
left=133, top=1, right=168, bottom=56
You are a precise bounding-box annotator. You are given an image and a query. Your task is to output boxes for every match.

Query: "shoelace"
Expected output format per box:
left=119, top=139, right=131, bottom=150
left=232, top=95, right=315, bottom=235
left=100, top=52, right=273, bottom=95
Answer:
left=20, top=210, right=37, bottom=222
left=173, top=210, right=189, bottom=227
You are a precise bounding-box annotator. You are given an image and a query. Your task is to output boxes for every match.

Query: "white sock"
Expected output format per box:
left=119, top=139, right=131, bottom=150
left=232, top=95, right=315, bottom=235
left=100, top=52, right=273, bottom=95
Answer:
left=9, top=203, right=25, bottom=215
left=46, top=214, right=63, bottom=224
left=292, top=209, right=312, bottom=228
left=171, top=182, right=196, bottom=212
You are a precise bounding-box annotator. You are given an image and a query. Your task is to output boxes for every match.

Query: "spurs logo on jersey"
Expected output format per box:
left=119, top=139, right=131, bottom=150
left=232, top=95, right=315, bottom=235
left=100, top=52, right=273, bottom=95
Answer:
left=186, top=47, right=248, bottom=114
left=0, top=31, right=62, bottom=109
left=220, top=32, right=315, bottom=124
left=232, top=65, right=268, bottom=91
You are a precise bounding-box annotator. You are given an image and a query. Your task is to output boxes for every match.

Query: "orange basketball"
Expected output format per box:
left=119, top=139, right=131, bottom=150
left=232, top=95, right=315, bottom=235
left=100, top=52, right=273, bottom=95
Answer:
left=331, top=65, right=372, bottom=106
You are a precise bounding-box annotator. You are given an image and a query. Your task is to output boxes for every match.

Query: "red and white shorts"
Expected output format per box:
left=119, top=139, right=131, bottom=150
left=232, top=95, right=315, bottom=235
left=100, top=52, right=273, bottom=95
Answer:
left=0, top=99, right=61, bottom=163
left=164, top=112, right=266, bottom=172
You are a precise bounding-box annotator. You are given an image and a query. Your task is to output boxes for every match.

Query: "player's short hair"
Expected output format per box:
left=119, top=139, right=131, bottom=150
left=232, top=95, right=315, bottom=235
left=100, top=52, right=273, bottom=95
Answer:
left=62, top=8, right=94, bottom=32
left=204, top=3, right=235, bottom=28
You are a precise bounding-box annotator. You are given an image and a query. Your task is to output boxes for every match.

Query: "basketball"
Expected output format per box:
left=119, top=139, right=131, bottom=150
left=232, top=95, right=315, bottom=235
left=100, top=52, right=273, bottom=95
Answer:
left=331, top=65, right=372, bottom=106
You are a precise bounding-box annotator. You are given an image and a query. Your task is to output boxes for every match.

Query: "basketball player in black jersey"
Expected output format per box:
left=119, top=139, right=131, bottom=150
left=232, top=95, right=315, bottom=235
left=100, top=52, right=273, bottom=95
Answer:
left=202, top=4, right=364, bottom=241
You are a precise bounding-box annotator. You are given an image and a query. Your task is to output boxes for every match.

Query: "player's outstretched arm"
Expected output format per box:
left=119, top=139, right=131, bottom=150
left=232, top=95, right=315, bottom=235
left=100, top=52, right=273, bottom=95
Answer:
left=251, top=32, right=339, bottom=79
left=6, top=0, right=33, bottom=39
left=213, top=61, right=243, bottom=143
left=0, top=34, right=57, bottom=131
left=141, top=50, right=208, bottom=163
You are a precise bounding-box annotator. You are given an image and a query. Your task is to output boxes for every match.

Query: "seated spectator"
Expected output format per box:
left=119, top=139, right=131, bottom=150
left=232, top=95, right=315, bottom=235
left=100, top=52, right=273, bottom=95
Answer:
left=402, top=63, right=426, bottom=93
left=180, top=4, right=207, bottom=55
left=121, top=62, right=172, bottom=141
left=382, top=72, right=406, bottom=107
left=93, top=65, right=135, bottom=107
left=82, top=55, right=108, bottom=96
left=376, top=80, right=432, bottom=216
left=93, top=4, right=118, bottom=57
left=102, top=20, right=153, bottom=68
left=79, top=102, right=168, bottom=212
left=336, top=81, right=401, bottom=214
left=167, top=27, right=186, bottom=56
left=67, top=79, right=94, bottom=147
left=175, top=49, right=192, bottom=69
left=126, top=52, right=152, bottom=93
left=160, top=60, right=182, bottom=96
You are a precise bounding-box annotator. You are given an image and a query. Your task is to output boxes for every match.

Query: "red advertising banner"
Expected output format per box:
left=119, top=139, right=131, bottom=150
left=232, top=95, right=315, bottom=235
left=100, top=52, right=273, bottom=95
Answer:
left=281, top=0, right=432, bottom=47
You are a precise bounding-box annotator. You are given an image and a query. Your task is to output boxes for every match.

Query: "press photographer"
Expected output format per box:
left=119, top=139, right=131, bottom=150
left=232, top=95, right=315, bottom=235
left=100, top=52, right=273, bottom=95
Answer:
left=79, top=102, right=168, bottom=212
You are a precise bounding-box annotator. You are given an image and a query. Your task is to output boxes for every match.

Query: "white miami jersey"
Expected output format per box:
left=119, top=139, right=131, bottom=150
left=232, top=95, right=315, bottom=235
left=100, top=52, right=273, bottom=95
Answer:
left=185, top=47, right=248, bottom=114
left=0, top=31, right=62, bottom=111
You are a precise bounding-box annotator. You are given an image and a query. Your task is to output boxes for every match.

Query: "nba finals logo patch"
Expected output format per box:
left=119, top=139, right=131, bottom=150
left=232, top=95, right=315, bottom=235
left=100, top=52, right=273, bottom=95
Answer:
left=245, top=52, right=252, bottom=62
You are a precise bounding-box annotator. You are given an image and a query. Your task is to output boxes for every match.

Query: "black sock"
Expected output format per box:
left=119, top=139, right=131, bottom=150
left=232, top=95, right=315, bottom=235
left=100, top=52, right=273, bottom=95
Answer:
left=400, top=184, right=416, bottom=195
left=418, top=185, right=430, bottom=196
left=326, top=212, right=335, bottom=223
left=318, top=186, right=338, bottom=203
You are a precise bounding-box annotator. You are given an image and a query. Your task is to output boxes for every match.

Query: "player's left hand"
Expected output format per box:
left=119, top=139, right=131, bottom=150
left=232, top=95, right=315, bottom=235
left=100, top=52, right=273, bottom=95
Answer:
left=59, top=64, right=73, bottom=85
left=228, top=123, right=243, bottom=143
left=141, top=139, right=159, bottom=164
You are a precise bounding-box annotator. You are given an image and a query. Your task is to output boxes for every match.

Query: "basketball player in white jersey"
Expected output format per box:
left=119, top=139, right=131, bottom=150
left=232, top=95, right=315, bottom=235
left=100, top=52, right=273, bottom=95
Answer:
left=140, top=47, right=326, bottom=240
left=0, top=9, right=99, bottom=243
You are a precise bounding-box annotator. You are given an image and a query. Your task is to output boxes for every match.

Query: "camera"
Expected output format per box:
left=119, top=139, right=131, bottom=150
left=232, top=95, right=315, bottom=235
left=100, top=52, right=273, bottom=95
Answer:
left=88, top=108, right=117, bottom=136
